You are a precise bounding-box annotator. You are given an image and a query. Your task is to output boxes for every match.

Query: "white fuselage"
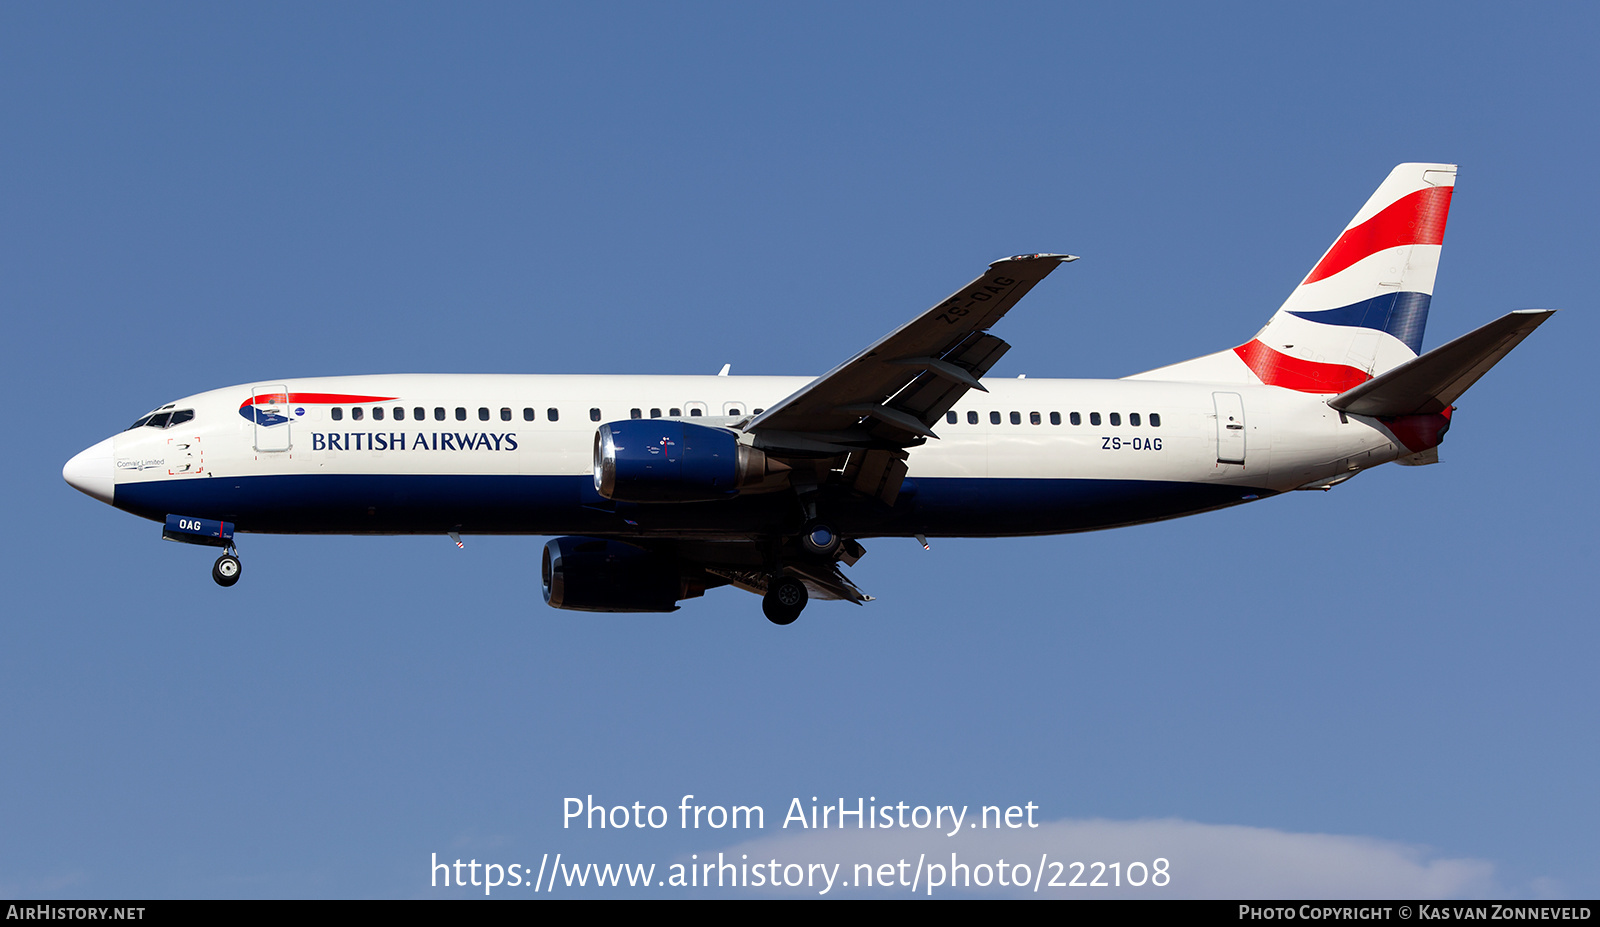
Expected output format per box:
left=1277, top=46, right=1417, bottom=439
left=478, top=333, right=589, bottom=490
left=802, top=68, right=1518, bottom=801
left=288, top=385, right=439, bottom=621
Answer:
left=93, top=373, right=1407, bottom=540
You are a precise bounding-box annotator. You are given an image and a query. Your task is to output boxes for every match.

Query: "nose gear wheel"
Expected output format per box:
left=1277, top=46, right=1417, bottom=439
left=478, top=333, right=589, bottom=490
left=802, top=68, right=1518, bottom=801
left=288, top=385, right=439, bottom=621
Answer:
left=212, top=553, right=242, bottom=587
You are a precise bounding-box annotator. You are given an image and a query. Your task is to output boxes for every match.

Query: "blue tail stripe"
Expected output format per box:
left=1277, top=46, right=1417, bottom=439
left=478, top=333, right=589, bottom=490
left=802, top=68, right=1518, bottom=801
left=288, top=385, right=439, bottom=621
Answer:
left=1287, top=291, right=1431, bottom=354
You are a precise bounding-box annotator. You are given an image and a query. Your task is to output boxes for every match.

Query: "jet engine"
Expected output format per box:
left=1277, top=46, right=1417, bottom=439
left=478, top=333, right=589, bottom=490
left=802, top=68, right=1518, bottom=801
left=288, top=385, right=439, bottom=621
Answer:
left=540, top=536, right=705, bottom=612
left=592, top=420, right=785, bottom=503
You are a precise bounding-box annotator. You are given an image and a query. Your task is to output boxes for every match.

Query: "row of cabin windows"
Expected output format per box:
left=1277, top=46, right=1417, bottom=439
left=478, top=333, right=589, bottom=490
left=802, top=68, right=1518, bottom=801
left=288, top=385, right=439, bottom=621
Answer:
left=127, top=404, right=1152, bottom=431
left=326, top=406, right=765, bottom=423
left=620, top=406, right=760, bottom=420
left=944, top=410, right=1163, bottom=428
left=320, top=404, right=1153, bottom=428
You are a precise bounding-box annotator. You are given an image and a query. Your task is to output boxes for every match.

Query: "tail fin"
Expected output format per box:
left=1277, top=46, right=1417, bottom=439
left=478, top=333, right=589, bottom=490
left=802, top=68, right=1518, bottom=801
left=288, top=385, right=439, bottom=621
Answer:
left=1129, top=163, right=1457, bottom=390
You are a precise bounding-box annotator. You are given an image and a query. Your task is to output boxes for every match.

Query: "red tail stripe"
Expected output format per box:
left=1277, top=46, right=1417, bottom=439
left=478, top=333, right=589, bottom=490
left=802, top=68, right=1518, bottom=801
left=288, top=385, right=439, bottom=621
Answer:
left=1234, top=340, right=1371, bottom=393
left=1302, top=186, right=1453, bottom=285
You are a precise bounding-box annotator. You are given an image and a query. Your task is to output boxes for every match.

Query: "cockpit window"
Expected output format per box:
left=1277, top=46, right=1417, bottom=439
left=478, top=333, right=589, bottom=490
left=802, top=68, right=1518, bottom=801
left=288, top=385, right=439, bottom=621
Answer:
left=128, top=408, right=195, bottom=431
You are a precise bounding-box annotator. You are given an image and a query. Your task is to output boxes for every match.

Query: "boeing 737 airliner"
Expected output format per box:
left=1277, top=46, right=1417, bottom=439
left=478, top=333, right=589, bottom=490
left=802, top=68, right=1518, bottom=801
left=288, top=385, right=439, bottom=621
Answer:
left=63, top=163, right=1551, bottom=623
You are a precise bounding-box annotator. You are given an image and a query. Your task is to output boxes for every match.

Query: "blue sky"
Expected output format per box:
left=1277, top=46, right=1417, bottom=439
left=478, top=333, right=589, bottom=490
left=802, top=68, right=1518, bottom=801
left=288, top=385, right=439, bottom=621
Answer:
left=3, top=3, right=1595, bottom=898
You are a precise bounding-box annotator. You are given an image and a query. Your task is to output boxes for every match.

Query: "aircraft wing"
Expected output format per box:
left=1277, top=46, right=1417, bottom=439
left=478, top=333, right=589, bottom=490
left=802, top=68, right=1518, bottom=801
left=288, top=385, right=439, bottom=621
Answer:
left=746, top=253, right=1075, bottom=453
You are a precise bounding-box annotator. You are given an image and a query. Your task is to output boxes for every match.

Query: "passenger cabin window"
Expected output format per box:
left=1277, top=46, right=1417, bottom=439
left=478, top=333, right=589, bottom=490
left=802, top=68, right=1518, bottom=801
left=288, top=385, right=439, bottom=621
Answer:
left=650, top=408, right=662, bottom=418
left=372, top=407, right=384, bottom=421
left=670, top=408, right=682, bottom=417
left=394, top=407, right=405, bottom=421
left=1050, top=412, right=1061, bottom=425
left=1030, top=411, right=1041, bottom=425
left=501, top=407, right=512, bottom=422
left=478, top=407, right=490, bottom=421
left=728, top=407, right=741, bottom=416
left=331, top=407, right=344, bottom=421
left=1089, top=412, right=1101, bottom=426
left=352, top=407, right=364, bottom=421
left=946, top=411, right=958, bottom=424
left=414, top=407, right=424, bottom=421
left=630, top=408, right=642, bottom=419
left=590, top=408, right=601, bottom=422
left=434, top=407, right=446, bottom=421
left=968, top=411, right=979, bottom=424
left=1109, top=413, right=1120, bottom=426
left=990, top=411, right=1001, bottom=424
left=1130, top=412, right=1141, bottom=426
left=689, top=408, right=702, bottom=417
left=1010, top=411, right=1021, bottom=425
left=548, top=408, right=559, bottom=422
left=524, top=408, right=536, bottom=421
left=753, top=408, right=764, bottom=415
left=1151, top=413, right=1162, bottom=427
left=455, top=407, right=467, bottom=421
left=1070, top=412, right=1081, bottom=425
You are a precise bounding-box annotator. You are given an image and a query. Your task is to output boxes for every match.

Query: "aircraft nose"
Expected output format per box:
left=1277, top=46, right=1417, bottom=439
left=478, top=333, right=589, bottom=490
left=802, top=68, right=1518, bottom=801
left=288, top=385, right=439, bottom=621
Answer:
left=64, top=437, right=115, bottom=505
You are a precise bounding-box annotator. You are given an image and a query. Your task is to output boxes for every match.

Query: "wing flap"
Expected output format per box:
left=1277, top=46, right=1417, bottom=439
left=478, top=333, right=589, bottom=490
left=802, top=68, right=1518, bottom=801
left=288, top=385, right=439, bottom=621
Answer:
left=748, top=254, right=1074, bottom=441
left=885, top=331, right=1012, bottom=430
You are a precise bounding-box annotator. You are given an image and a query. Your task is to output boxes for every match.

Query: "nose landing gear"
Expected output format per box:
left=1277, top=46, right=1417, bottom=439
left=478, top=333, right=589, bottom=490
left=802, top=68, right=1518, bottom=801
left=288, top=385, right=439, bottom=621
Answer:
left=161, top=516, right=243, bottom=588
left=212, top=548, right=242, bottom=587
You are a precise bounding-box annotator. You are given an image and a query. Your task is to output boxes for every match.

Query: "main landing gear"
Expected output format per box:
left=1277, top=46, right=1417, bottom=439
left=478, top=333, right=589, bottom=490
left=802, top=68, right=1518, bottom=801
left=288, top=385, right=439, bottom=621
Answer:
left=762, top=576, right=808, bottom=626
left=755, top=509, right=870, bottom=624
left=212, top=548, right=242, bottom=587
left=764, top=517, right=829, bottom=626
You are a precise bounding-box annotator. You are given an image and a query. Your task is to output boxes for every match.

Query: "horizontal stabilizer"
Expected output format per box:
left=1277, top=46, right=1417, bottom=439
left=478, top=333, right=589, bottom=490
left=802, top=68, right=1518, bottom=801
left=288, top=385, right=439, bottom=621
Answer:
left=1329, top=309, right=1555, bottom=416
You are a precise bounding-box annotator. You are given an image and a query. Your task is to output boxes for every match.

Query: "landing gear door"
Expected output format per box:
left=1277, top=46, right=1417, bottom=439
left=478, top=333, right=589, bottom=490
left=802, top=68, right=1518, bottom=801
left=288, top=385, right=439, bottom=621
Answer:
left=252, top=385, right=292, bottom=452
left=1213, top=391, right=1246, bottom=464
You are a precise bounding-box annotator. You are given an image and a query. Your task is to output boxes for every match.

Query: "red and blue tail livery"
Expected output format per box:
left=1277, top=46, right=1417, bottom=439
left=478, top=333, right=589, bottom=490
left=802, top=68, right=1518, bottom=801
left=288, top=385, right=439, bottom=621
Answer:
left=64, top=164, right=1552, bottom=624
left=1134, top=163, right=1460, bottom=394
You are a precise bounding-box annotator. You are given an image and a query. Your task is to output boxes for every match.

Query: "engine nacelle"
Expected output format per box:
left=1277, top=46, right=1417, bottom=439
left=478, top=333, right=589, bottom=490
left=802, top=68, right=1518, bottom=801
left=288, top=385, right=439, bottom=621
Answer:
left=541, top=537, right=704, bottom=613
left=593, top=419, right=781, bottom=503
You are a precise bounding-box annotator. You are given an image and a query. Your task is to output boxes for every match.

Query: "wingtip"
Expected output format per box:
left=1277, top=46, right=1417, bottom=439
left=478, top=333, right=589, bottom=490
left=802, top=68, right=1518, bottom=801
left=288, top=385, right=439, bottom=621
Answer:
left=991, top=253, right=1078, bottom=267
left=1508, top=308, right=1558, bottom=330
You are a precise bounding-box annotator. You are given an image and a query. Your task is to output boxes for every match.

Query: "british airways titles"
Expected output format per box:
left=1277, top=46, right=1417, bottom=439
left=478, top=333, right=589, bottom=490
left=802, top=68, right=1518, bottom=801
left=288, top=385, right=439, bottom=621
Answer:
left=309, top=431, right=520, bottom=452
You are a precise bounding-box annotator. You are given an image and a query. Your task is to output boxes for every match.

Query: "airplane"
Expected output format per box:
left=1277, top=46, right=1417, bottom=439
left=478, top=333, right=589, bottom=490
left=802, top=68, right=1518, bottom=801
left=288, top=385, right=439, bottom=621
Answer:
left=62, top=163, right=1551, bottom=624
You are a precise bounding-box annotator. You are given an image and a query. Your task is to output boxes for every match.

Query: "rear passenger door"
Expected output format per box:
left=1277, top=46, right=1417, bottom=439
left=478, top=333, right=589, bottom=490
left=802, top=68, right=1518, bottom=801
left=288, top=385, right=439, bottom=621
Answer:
left=1213, top=392, right=1245, bottom=464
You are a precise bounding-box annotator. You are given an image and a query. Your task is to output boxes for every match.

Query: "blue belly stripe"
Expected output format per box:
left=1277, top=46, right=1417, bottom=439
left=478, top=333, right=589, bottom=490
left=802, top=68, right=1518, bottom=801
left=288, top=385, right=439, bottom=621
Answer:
left=114, top=474, right=1274, bottom=539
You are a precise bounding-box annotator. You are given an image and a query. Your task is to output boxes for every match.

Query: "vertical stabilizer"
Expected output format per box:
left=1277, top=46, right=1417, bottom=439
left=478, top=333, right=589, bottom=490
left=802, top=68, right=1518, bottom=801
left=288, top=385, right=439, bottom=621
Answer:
left=1129, top=163, right=1456, bottom=390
